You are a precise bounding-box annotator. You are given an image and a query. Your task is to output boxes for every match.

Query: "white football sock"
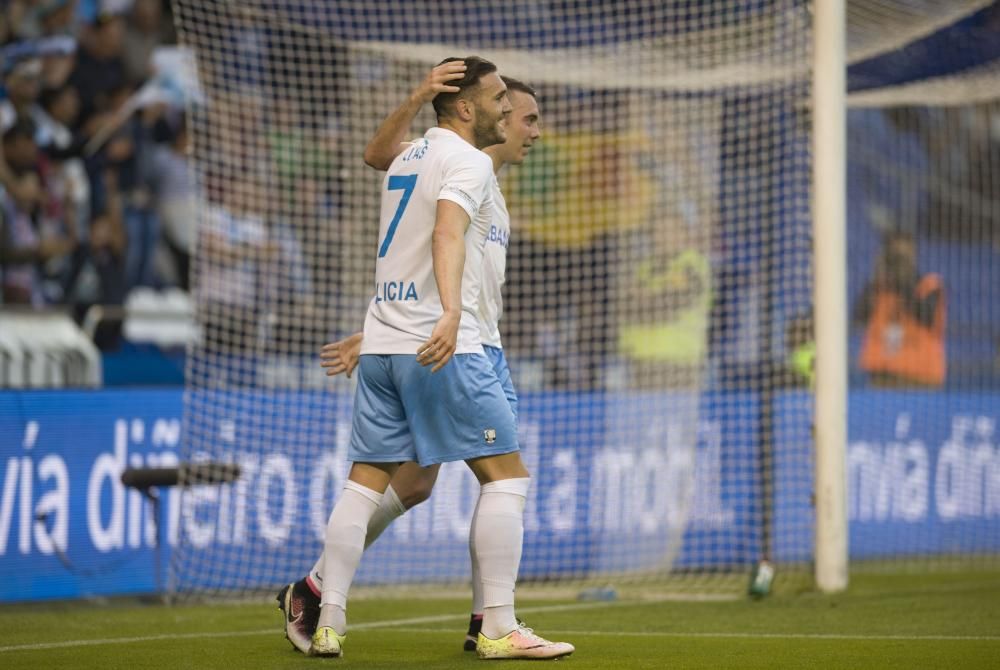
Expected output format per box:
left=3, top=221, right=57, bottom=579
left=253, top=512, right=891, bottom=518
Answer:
left=309, top=485, right=406, bottom=589
left=317, top=480, right=383, bottom=634
left=474, top=477, right=530, bottom=639
left=363, top=484, right=406, bottom=549
left=468, top=490, right=484, bottom=616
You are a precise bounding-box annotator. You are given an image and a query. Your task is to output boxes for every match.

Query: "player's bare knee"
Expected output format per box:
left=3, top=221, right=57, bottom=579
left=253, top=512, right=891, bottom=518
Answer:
left=398, top=483, right=433, bottom=509
left=395, top=467, right=438, bottom=508
left=348, top=461, right=397, bottom=492
left=391, top=462, right=440, bottom=508
left=466, top=451, right=530, bottom=484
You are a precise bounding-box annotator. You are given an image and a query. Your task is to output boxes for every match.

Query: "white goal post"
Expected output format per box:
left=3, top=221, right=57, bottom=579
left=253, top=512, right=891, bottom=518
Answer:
left=813, top=0, right=849, bottom=594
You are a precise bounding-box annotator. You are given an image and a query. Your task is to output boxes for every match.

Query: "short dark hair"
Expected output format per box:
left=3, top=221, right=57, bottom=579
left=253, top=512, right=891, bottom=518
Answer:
left=431, top=56, right=499, bottom=120
left=500, top=76, right=536, bottom=99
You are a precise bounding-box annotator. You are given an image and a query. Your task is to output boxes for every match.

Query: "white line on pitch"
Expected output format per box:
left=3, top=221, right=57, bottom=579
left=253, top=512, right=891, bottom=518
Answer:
left=5, top=599, right=998, bottom=654
left=350, top=597, right=730, bottom=630
left=0, top=629, right=275, bottom=653
left=388, top=627, right=1000, bottom=643
left=0, top=599, right=639, bottom=653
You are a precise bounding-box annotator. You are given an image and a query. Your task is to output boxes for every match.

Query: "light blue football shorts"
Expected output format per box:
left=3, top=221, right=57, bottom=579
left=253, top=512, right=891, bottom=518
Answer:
left=483, top=345, right=518, bottom=424
left=349, top=352, right=519, bottom=467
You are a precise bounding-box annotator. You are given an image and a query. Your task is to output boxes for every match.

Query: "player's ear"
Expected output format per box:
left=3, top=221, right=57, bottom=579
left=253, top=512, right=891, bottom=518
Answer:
left=455, top=96, right=474, bottom=122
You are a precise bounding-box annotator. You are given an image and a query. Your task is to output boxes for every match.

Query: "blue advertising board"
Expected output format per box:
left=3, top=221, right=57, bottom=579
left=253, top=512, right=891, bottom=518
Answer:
left=1, top=389, right=998, bottom=602
left=0, top=391, right=183, bottom=601
left=845, top=391, right=1000, bottom=558
left=772, top=391, right=1000, bottom=562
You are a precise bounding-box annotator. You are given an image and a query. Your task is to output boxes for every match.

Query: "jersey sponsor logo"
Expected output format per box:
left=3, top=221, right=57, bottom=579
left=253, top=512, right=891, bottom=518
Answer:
left=374, top=281, right=419, bottom=303
left=487, top=224, right=509, bottom=249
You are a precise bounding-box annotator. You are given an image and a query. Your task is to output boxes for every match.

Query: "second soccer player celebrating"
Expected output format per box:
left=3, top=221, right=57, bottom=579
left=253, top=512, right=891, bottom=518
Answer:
left=278, top=57, right=573, bottom=661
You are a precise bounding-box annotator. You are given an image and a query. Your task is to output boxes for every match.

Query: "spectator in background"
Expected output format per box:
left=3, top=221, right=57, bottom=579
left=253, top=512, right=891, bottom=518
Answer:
left=856, top=230, right=946, bottom=387
left=785, top=311, right=815, bottom=388
left=123, top=0, right=174, bottom=84
left=0, top=57, right=44, bottom=135
left=76, top=73, right=178, bottom=295
left=37, top=36, right=79, bottom=94
left=69, top=9, right=128, bottom=128
left=100, top=84, right=159, bottom=291
left=0, top=53, right=79, bottom=262
left=36, top=1, right=79, bottom=39
left=37, top=83, right=93, bottom=299
left=258, top=214, right=315, bottom=355
left=0, top=118, right=74, bottom=305
left=195, top=170, right=315, bottom=379
left=2, top=34, right=79, bottom=98
left=618, top=215, right=712, bottom=390
left=0, top=1, right=183, bottom=320
left=37, top=84, right=89, bottom=228
left=69, top=167, right=127, bottom=318
left=196, top=174, right=271, bottom=369
left=149, top=112, right=195, bottom=289
left=83, top=166, right=127, bottom=308
left=3, top=0, right=78, bottom=41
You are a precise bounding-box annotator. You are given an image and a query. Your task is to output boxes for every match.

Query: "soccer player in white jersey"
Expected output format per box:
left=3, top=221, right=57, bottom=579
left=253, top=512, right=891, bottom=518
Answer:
left=291, top=57, right=572, bottom=660
left=278, top=62, right=544, bottom=656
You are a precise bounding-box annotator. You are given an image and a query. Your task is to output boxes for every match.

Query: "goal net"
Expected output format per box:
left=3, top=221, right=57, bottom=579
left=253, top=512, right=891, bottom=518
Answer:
left=167, top=0, right=1000, bottom=597
left=845, top=58, right=1000, bottom=571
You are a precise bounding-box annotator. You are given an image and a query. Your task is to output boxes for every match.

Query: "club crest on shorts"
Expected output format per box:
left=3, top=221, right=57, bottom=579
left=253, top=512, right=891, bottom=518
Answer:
left=483, top=428, right=497, bottom=444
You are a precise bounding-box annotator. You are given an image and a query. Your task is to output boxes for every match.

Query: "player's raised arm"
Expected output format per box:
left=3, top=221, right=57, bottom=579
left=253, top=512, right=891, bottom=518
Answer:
left=362, top=61, right=468, bottom=170
left=416, top=199, right=469, bottom=372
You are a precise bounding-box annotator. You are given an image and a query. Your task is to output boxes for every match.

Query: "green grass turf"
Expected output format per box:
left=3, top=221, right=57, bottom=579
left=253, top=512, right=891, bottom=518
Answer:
left=0, top=569, right=997, bottom=669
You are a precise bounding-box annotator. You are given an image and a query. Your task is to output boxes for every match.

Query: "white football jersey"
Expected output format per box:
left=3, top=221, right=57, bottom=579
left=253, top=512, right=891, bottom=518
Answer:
left=361, top=127, right=494, bottom=355
left=478, top=175, right=509, bottom=349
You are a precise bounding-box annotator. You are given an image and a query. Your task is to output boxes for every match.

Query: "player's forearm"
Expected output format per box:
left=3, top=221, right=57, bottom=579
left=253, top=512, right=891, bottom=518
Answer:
left=432, top=222, right=466, bottom=316
left=363, top=93, right=423, bottom=170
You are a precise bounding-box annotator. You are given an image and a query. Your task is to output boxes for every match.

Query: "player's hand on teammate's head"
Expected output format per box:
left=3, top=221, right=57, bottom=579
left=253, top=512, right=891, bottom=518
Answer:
left=415, top=60, right=466, bottom=104
left=320, top=332, right=363, bottom=378
left=416, top=311, right=461, bottom=373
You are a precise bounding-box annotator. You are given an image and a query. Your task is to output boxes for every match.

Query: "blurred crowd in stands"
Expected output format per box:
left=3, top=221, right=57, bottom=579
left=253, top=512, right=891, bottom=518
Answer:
left=0, top=0, right=191, bottom=319
left=0, top=1, right=996, bottom=392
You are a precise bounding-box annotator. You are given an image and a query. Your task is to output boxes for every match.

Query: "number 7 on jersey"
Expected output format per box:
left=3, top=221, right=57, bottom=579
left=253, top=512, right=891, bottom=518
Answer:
left=378, top=174, right=418, bottom=258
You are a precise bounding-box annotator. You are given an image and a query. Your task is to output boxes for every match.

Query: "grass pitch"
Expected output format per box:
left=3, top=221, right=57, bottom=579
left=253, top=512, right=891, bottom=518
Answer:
left=1, top=569, right=997, bottom=669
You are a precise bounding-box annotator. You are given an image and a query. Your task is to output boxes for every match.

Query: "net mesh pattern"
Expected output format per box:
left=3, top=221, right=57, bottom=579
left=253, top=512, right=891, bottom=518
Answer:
left=168, top=0, right=999, bottom=596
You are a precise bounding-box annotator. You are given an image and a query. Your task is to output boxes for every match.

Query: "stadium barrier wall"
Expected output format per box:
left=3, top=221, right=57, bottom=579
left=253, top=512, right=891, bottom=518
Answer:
left=1, top=389, right=998, bottom=602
